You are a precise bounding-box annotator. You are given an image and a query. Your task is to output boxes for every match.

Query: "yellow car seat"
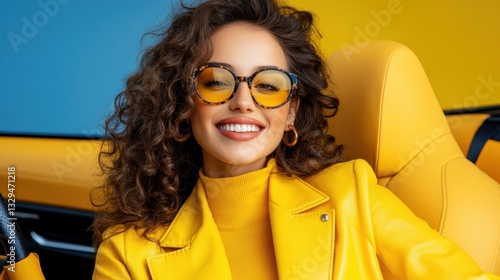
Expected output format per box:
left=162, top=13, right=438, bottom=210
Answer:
left=327, top=40, right=500, bottom=274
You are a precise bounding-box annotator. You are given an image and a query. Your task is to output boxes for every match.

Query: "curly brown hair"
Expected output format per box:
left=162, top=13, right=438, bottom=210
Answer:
left=92, top=0, right=343, bottom=246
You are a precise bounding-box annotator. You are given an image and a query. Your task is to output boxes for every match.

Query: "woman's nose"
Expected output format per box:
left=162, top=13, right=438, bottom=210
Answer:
left=228, top=80, right=256, bottom=112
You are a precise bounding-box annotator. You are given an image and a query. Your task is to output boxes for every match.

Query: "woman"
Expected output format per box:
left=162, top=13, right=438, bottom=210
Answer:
left=92, top=0, right=497, bottom=279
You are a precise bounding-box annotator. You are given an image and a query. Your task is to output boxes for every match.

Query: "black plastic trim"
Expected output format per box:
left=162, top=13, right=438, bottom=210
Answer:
left=444, top=104, right=500, bottom=116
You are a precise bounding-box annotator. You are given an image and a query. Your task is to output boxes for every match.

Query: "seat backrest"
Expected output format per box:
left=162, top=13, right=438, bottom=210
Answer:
left=327, top=40, right=500, bottom=274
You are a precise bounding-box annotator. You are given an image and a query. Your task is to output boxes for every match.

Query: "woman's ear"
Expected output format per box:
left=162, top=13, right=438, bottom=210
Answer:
left=286, top=98, right=300, bottom=129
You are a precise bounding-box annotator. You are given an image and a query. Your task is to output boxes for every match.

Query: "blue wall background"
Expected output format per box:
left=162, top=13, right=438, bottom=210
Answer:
left=0, top=0, right=176, bottom=137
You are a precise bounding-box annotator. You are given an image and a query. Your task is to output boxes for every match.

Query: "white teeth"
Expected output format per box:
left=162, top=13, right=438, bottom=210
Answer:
left=218, top=124, right=261, bottom=132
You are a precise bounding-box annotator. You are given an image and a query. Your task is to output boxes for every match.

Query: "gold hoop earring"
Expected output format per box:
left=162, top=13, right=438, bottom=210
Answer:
left=283, top=125, right=298, bottom=147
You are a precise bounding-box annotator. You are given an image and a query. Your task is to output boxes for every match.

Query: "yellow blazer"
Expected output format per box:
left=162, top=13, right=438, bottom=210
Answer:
left=93, top=160, right=496, bottom=279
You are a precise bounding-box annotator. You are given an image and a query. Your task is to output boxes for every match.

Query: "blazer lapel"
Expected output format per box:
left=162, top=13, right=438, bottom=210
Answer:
left=146, top=181, right=232, bottom=280
left=145, top=166, right=335, bottom=280
left=269, top=172, right=335, bottom=280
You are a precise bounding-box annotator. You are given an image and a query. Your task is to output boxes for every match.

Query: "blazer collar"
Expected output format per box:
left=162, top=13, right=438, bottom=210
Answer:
left=158, top=162, right=330, bottom=246
left=148, top=166, right=333, bottom=279
left=268, top=168, right=330, bottom=213
left=147, top=180, right=233, bottom=279
left=158, top=179, right=211, bottom=248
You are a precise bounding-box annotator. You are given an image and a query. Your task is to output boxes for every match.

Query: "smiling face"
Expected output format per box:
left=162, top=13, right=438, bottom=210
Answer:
left=190, top=22, right=299, bottom=178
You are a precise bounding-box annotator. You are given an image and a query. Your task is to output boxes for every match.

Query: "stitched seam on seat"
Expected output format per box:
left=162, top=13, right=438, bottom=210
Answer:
left=438, top=162, right=448, bottom=234
left=386, top=131, right=452, bottom=188
left=377, top=46, right=409, bottom=176
left=490, top=189, right=500, bottom=273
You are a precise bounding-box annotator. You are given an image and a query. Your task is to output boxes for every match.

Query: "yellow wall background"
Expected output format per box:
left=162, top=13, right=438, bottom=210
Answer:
left=288, top=0, right=500, bottom=110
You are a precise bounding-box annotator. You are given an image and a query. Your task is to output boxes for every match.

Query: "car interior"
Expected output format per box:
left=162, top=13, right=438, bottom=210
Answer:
left=1, top=1, right=500, bottom=279
left=327, top=40, right=500, bottom=274
left=1, top=39, right=499, bottom=279
left=0, top=137, right=100, bottom=279
left=445, top=107, right=500, bottom=183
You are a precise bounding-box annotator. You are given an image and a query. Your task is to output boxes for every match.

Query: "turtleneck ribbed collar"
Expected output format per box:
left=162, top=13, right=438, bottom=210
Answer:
left=198, top=159, right=276, bottom=231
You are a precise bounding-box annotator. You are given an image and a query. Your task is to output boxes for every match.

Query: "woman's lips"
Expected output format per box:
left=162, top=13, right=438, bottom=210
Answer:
left=215, top=117, right=264, bottom=141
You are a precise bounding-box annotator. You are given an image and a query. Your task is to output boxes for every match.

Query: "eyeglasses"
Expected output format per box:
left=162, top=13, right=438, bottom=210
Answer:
left=192, top=63, right=298, bottom=109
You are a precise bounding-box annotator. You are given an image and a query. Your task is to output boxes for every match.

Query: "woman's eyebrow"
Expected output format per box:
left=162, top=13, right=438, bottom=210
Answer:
left=206, top=61, right=233, bottom=69
left=205, top=62, right=283, bottom=72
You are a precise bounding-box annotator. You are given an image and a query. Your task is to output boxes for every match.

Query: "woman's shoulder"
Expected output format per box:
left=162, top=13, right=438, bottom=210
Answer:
left=101, top=224, right=129, bottom=240
left=302, top=159, right=379, bottom=198
left=100, top=224, right=167, bottom=248
left=95, top=224, right=170, bottom=278
left=307, top=159, right=377, bottom=183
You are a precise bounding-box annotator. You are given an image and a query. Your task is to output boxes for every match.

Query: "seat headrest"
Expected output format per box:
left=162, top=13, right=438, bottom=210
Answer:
left=327, top=41, right=452, bottom=178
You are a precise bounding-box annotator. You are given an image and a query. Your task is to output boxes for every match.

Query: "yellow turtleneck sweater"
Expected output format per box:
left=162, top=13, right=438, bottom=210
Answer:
left=198, top=161, right=278, bottom=280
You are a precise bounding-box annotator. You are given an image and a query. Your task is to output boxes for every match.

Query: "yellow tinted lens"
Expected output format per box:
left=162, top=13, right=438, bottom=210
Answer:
left=196, top=67, right=235, bottom=103
left=251, top=70, right=291, bottom=107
